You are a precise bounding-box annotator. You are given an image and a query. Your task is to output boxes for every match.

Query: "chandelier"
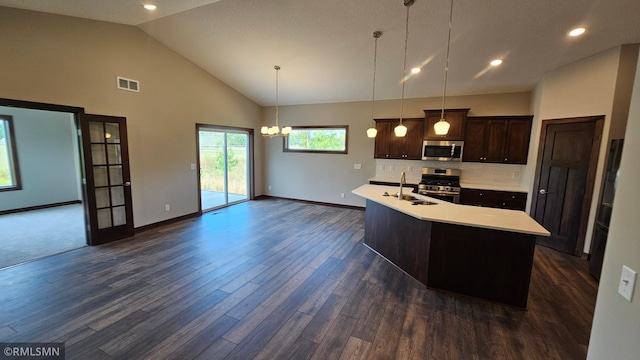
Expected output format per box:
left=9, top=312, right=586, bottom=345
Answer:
left=261, top=65, right=292, bottom=137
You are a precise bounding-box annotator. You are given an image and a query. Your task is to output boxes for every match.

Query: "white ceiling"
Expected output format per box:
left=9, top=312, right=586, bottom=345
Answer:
left=1, top=0, right=640, bottom=106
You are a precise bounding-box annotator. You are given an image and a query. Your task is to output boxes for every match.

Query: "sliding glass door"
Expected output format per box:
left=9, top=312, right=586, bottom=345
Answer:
left=198, top=125, right=252, bottom=211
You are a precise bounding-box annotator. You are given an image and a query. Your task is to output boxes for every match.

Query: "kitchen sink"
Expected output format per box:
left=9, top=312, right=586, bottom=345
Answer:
left=385, top=192, right=439, bottom=205
left=409, top=200, right=439, bottom=206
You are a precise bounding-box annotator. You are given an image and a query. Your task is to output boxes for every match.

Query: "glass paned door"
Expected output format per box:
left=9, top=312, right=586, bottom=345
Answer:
left=81, top=114, right=133, bottom=244
left=198, top=126, right=251, bottom=211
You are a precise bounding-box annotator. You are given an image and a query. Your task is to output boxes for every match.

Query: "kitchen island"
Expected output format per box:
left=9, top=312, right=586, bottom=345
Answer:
left=352, top=184, right=550, bottom=308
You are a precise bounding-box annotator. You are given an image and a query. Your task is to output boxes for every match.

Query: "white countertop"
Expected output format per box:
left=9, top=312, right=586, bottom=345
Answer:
left=352, top=184, right=550, bottom=236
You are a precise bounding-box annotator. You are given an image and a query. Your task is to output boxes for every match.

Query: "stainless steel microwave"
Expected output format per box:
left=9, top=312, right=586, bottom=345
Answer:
left=422, top=140, right=464, bottom=161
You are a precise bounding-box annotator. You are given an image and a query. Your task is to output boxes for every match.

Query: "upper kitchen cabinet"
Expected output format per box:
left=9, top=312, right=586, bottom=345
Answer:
left=462, top=116, right=533, bottom=164
left=374, top=118, right=424, bottom=159
left=424, top=108, right=470, bottom=140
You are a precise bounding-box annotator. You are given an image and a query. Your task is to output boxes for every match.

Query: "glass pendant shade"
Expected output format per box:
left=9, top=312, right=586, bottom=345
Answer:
left=366, top=127, right=378, bottom=138
left=282, top=126, right=292, bottom=135
left=434, top=119, right=451, bottom=135
left=261, top=126, right=269, bottom=135
left=394, top=123, right=408, bottom=137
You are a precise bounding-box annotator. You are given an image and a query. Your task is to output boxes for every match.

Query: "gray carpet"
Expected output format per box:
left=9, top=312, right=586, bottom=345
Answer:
left=0, top=204, right=86, bottom=269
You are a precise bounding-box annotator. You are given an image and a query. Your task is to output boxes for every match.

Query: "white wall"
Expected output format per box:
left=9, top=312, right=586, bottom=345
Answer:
left=0, top=106, right=81, bottom=211
left=587, top=49, right=640, bottom=360
left=0, top=7, right=262, bottom=226
left=525, top=45, right=638, bottom=252
left=263, top=92, right=531, bottom=206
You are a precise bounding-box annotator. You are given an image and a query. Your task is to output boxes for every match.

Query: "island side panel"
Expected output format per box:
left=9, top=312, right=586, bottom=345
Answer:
left=363, top=199, right=432, bottom=285
left=428, top=222, right=536, bottom=309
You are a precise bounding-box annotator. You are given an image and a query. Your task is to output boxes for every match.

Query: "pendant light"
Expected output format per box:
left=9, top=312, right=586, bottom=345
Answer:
left=367, top=31, right=382, bottom=138
left=394, top=0, right=414, bottom=138
left=434, top=0, right=454, bottom=136
left=261, top=65, right=292, bottom=137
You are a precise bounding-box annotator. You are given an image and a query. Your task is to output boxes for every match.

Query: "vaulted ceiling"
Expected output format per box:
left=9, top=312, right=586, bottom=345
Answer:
left=1, top=0, right=640, bottom=106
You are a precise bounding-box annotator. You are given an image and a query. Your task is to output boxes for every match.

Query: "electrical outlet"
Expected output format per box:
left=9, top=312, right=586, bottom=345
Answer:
left=618, top=265, right=637, bottom=302
left=165, top=204, right=170, bottom=212
left=268, top=185, right=272, bottom=191
left=408, top=166, right=414, bottom=172
left=340, top=193, right=345, bottom=198
left=354, top=163, right=362, bottom=170
left=190, top=163, right=197, bottom=170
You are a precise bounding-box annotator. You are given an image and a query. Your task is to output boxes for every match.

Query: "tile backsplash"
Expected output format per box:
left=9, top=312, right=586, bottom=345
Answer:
left=374, top=159, right=525, bottom=189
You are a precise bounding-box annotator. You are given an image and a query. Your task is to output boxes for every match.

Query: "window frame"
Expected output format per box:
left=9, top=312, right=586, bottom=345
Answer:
left=282, top=125, right=349, bottom=154
left=0, top=115, right=22, bottom=192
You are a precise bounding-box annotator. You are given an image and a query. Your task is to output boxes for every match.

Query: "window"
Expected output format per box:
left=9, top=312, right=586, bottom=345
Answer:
left=0, top=115, right=21, bottom=191
left=283, top=125, right=348, bottom=154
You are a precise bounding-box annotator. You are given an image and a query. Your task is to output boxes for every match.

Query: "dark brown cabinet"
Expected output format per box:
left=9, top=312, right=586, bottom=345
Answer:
left=504, top=118, right=534, bottom=164
left=460, top=188, right=527, bottom=211
left=424, top=108, right=470, bottom=140
left=462, top=116, right=533, bottom=164
left=374, top=118, right=424, bottom=159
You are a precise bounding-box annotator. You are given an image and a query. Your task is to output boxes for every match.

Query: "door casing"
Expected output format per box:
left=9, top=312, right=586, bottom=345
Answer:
left=196, top=123, right=255, bottom=214
left=530, top=115, right=604, bottom=256
left=0, top=98, right=135, bottom=245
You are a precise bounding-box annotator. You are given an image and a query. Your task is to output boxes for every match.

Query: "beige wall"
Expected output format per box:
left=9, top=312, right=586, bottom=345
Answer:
left=262, top=92, right=532, bottom=207
left=587, top=49, right=640, bottom=360
left=0, top=7, right=262, bottom=227
left=525, top=45, right=638, bottom=252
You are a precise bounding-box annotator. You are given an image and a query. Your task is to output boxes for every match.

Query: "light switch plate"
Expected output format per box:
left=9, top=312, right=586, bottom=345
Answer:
left=354, top=163, right=362, bottom=170
left=618, top=265, right=637, bottom=302
left=190, top=163, right=197, bottom=170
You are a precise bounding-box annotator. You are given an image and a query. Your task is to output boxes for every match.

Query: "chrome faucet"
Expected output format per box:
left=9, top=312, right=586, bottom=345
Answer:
left=399, top=171, right=406, bottom=199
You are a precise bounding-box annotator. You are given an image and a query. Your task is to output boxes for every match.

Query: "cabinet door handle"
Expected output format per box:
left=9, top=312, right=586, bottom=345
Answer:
left=539, top=189, right=549, bottom=195
left=504, top=158, right=508, bottom=161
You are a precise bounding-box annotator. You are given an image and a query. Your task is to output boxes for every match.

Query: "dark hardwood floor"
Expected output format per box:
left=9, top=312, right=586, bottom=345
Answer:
left=0, top=198, right=598, bottom=359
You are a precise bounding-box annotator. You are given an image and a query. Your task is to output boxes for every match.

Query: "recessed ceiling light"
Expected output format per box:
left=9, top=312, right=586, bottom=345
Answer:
left=411, top=67, right=421, bottom=74
left=490, top=59, right=503, bottom=67
left=143, top=4, right=157, bottom=11
left=569, top=27, right=586, bottom=37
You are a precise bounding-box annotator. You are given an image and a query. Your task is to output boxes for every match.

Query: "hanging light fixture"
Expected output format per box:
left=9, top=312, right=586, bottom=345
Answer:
left=261, top=65, right=292, bottom=137
left=394, top=0, right=414, bottom=138
left=367, top=31, right=382, bottom=138
left=434, top=0, right=454, bottom=136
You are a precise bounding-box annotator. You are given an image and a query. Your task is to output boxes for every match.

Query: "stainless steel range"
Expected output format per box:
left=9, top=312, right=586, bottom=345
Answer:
left=417, top=168, right=461, bottom=203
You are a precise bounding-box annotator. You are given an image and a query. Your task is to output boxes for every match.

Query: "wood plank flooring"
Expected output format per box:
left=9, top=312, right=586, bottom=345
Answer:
left=0, top=198, right=598, bottom=359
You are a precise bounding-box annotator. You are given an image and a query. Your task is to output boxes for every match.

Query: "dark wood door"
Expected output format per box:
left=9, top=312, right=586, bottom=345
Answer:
left=374, top=118, right=423, bottom=159
left=404, top=118, right=425, bottom=159
left=504, top=118, right=533, bottom=164
left=533, top=118, right=602, bottom=255
left=373, top=120, right=392, bottom=158
left=462, top=119, right=487, bottom=162
left=424, top=108, right=469, bottom=140
left=485, top=119, right=509, bottom=162
left=80, top=114, right=134, bottom=245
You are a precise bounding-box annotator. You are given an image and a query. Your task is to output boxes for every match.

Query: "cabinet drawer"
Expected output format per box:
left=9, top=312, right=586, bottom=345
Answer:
left=461, top=189, right=527, bottom=210
left=460, top=189, right=501, bottom=207
left=500, top=192, right=527, bottom=211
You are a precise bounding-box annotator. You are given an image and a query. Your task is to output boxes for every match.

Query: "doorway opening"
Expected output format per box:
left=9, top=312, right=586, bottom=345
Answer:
left=197, top=124, right=253, bottom=212
left=0, top=103, right=86, bottom=268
